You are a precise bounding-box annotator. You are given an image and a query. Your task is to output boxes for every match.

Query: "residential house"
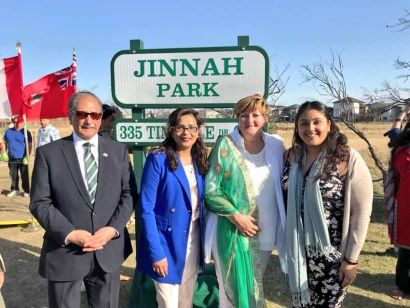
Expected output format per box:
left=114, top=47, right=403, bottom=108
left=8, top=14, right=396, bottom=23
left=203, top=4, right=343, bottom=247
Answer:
left=271, top=105, right=285, bottom=121
left=368, top=101, right=406, bottom=122
left=332, top=97, right=365, bottom=121
left=279, top=104, right=300, bottom=122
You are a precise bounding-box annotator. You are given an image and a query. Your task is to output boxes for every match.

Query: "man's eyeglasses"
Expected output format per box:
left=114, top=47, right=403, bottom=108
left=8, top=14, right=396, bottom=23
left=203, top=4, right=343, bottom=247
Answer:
left=73, top=111, right=102, bottom=120
left=173, top=125, right=199, bottom=133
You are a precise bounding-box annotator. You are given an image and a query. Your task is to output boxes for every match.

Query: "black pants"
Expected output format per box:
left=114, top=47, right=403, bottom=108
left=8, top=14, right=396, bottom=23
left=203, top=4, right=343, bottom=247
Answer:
left=8, top=158, right=29, bottom=193
left=396, top=248, right=410, bottom=293
left=48, top=256, right=121, bottom=308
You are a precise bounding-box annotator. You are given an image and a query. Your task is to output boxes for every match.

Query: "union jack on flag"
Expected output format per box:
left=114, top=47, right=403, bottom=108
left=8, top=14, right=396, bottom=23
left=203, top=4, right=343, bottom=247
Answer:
left=54, top=66, right=72, bottom=75
left=71, top=72, right=76, bottom=86
left=59, top=77, right=69, bottom=90
left=21, top=49, right=77, bottom=120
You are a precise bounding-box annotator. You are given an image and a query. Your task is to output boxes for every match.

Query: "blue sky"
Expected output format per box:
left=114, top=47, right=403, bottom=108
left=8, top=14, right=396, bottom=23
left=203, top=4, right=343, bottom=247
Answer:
left=0, top=0, right=408, bottom=106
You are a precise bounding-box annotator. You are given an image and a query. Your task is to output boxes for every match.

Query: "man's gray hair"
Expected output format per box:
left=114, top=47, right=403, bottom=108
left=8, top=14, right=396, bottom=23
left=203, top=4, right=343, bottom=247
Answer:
left=68, top=91, right=103, bottom=114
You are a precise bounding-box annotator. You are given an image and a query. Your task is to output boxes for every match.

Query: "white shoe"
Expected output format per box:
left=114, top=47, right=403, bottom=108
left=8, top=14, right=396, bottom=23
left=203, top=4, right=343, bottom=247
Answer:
left=22, top=192, right=29, bottom=198
left=7, top=190, right=18, bottom=197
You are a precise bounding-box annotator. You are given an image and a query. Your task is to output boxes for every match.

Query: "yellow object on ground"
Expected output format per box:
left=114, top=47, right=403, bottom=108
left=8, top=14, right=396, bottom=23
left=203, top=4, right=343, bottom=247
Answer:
left=0, top=219, right=38, bottom=226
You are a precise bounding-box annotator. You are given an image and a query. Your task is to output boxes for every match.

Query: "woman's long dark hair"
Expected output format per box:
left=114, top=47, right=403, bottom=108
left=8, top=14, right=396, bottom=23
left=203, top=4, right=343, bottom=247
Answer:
left=160, top=108, right=208, bottom=174
left=292, top=101, right=350, bottom=178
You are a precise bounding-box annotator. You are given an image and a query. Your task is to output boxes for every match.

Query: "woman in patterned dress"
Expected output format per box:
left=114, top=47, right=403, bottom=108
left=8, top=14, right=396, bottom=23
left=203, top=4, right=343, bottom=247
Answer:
left=281, top=101, right=373, bottom=307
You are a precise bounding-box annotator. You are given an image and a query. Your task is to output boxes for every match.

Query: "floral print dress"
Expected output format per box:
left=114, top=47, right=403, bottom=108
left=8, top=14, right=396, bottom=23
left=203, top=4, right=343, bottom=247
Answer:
left=282, top=159, right=347, bottom=308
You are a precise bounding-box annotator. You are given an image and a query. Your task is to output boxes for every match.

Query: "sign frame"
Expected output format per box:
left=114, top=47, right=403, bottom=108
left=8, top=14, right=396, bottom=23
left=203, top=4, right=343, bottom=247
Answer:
left=110, top=45, right=270, bottom=109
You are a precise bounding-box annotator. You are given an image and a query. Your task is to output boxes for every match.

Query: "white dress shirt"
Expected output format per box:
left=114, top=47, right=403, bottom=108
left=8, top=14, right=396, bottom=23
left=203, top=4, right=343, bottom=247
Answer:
left=72, top=131, right=99, bottom=186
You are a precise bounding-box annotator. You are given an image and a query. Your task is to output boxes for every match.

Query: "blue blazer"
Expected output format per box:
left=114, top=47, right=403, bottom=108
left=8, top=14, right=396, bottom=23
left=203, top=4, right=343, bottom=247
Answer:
left=137, top=151, right=205, bottom=284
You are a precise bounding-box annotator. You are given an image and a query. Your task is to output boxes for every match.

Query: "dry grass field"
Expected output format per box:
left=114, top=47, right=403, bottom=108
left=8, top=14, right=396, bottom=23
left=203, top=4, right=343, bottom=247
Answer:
left=0, top=121, right=408, bottom=307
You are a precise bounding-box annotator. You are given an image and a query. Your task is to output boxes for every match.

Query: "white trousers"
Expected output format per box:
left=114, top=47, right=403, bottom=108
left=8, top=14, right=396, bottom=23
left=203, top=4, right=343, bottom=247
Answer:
left=154, top=221, right=200, bottom=308
left=212, top=237, right=272, bottom=308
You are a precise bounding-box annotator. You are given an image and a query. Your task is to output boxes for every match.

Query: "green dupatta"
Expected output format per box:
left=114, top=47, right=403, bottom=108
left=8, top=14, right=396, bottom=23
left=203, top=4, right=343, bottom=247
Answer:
left=205, top=135, right=265, bottom=308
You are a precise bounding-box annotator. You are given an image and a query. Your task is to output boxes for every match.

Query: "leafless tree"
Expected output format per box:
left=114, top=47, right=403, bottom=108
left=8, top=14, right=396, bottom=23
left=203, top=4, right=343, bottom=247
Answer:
left=387, top=9, right=410, bottom=31
left=268, top=63, right=290, bottom=106
left=394, top=58, right=410, bottom=82
left=300, top=50, right=387, bottom=183
left=212, top=63, right=290, bottom=119
left=362, top=9, right=410, bottom=120
left=386, top=9, right=410, bottom=82
left=363, top=81, right=410, bottom=107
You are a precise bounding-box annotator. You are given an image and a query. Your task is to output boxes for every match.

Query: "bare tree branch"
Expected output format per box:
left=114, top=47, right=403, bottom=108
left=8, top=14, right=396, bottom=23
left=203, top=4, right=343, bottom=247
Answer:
left=394, top=58, right=410, bottom=82
left=268, top=63, right=290, bottom=105
left=387, top=9, right=410, bottom=31
left=300, top=50, right=387, bottom=183
left=364, top=81, right=410, bottom=105
left=212, top=63, right=290, bottom=119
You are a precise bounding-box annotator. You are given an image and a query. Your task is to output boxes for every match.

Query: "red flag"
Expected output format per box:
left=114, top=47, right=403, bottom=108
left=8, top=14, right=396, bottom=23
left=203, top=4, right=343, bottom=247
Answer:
left=23, top=50, right=77, bottom=120
left=0, top=54, right=23, bottom=118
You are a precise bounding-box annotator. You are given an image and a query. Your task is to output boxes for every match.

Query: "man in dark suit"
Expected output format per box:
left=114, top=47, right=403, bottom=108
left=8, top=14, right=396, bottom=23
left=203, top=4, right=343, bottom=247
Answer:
left=30, top=91, right=136, bottom=308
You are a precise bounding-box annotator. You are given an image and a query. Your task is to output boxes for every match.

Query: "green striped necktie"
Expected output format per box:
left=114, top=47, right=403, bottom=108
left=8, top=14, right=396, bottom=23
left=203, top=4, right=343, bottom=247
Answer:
left=83, top=142, right=98, bottom=204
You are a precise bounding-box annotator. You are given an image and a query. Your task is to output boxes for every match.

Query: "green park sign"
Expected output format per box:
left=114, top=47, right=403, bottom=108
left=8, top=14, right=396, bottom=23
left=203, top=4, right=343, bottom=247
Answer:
left=114, top=118, right=238, bottom=146
left=111, top=45, right=269, bottom=108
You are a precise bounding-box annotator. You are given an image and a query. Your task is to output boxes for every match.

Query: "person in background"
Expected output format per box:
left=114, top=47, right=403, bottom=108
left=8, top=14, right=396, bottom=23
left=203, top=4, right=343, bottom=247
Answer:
left=384, top=104, right=410, bottom=140
left=205, top=94, right=287, bottom=308
left=282, top=101, right=373, bottom=307
left=379, top=104, right=410, bottom=257
left=37, top=118, right=60, bottom=148
left=3, top=115, right=32, bottom=197
left=0, top=253, right=5, bottom=308
left=99, top=104, right=123, bottom=139
left=29, top=91, right=136, bottom=308
left=385, top=123, right=410, bottom=301
left=98, top=103, right=133, bottom=282
left=136, top=108, right=208, bottom=308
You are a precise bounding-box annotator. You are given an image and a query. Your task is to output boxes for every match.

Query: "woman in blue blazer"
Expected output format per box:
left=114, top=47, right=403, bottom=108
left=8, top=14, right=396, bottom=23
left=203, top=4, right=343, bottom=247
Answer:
left=137, top=108, right=209, bottom=308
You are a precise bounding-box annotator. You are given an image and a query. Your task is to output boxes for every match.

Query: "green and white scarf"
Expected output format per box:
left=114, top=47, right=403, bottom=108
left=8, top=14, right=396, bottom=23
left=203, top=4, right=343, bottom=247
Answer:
left=286, top=147, right=341, bottom=306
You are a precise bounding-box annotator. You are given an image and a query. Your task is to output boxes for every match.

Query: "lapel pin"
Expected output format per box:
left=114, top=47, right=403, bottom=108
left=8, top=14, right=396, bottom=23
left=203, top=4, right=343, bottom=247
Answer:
left=103, top=153, right=108, bottom=157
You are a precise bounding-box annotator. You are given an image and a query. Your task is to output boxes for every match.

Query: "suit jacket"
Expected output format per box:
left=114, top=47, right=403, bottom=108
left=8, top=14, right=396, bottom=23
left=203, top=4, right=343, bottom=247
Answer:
left=29, top=134, right=136, bottom=281
left=137, top=151, right=205, bottom=284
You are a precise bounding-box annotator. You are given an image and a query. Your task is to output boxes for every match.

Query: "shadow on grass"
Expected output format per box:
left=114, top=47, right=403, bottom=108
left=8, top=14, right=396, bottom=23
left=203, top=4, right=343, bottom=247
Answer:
left=344, top=292, right=401, bottom=308
left=371, top=194, right=387, bottom=224
left=0, top=236, right=136, bottom=308
left=263, top=253, right=403, bottom=307
left=344, top=271, right=410, bottom=307
left=360, top=250, right=397, bottom=258
left=354, top=271, right=396, bottom=296
left=0, top=237, right=47, bottom=308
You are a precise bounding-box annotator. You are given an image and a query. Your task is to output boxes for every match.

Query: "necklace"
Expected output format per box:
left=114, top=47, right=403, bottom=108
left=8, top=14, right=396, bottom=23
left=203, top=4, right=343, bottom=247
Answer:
left=184, top=163, right=196, bottom=184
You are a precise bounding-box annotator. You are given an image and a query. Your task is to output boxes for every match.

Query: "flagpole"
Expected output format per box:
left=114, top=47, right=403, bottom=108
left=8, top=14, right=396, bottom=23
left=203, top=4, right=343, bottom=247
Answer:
left=72, top=46, right=77, bottom=93
left=17, top=41, right=38, bottom=232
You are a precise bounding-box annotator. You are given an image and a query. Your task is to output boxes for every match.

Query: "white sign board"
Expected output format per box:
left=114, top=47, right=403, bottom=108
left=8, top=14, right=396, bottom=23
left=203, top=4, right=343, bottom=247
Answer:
left=114, top=119, right=238, bottom=145
left=111, top=47, right=269, bottom=108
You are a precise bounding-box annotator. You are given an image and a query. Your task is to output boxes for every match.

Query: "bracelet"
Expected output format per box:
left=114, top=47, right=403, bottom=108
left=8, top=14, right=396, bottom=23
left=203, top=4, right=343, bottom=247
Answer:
left=343, top=257, right=358, bottom=265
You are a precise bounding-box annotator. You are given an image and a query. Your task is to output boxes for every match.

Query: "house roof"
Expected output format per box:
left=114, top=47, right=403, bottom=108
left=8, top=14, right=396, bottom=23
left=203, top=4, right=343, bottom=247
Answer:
left=283, top=104, right=300, bottom=109
left=368, top=101, right=389, bottom=109
left=332, top=97, right=367, bottom=105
